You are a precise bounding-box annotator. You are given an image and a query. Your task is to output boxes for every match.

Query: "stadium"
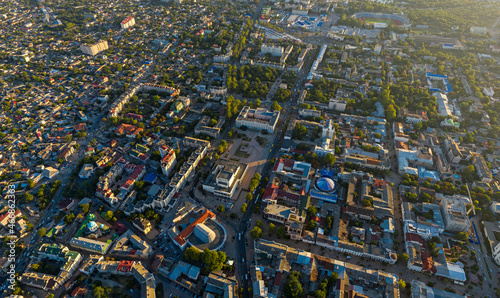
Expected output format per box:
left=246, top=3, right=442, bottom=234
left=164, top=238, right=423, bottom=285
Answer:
left=353, top=12, right=410, bottom=28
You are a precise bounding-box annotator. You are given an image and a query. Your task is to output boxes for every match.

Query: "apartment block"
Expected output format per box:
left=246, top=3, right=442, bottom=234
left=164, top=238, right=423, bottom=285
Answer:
left=80, top=40, right=109, bottom=56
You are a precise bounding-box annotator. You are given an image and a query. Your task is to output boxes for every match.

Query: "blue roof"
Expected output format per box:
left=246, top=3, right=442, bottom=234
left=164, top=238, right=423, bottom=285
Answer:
left=316, top=177, right=335, bottom=192
left=310, top=189, right=337, bottom=203
left=426, top=72, right=447, bottom=79
left=143, top=172, right=157, bottom=183
left=445, top=83, right=453, bottom=92
left=320, top=169, right=335, bottom=178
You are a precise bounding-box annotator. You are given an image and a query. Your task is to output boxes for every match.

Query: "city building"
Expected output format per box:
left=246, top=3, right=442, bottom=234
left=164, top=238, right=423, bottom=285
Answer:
left=80, top=40, right=109, bottom=56
left=253, top=239, right=400, bottom=297
left=399, top=108, right=428, bottom=123
left=482, top=221, right=500, bottom=265
left=236, top=106, right=280, bottom=133
left=110, top=230, right=153, bottom=257
left=94, top=259, right=156, bottom=297
left=472, top=153, right=493, bottom=183
left=133, top=218, right=153, bottom=234
left=411, top=280, right=465, bottom=298
left=443, top=138, right=463, bottom=164
left=263, top=203, right=305, bottom=240
left=328, top=98, right=347, bottom=111
left=439, top=197, right=471, bottom=232
left=20, top=244, right=82, bottom=291
left=69, top=237, right=112, bottom=255
left=159, top=145, right=177, bottom=177
left=260, top=44, right=284, bottom=56
left=194, top=116, right=225, bottom=138
left=203, top=159, right=248, bottom=199
left=170, top=209, right=226, bottom=251
left=121, top=16, right=135, bottom=29
left=78, top=164, right=94, bottom=179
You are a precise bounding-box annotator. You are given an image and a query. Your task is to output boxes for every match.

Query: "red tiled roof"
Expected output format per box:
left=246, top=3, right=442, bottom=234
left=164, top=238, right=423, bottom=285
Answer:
left=174, top=210, right=215, bottom=246
left=405, top=232, right=424, bottom=246
left=421, top=252, right=436, bottom=274
left=274, top=272, right=282, bottom=287
left=117, top=260, right=134, bottom=272
left=75, top=123, right=86, bottom=131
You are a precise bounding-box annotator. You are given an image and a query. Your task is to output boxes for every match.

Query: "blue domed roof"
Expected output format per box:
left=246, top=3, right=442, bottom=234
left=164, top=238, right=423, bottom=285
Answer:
left=316, top=177, right=335, bottom=192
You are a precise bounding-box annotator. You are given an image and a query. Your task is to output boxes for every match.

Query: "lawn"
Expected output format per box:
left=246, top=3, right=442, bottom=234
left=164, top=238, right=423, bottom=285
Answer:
left=361, top=18, right=395, bottom=25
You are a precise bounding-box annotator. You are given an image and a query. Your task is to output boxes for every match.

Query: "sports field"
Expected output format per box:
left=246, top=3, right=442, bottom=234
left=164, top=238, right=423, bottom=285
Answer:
left=359, top=18, right=403, bottom=26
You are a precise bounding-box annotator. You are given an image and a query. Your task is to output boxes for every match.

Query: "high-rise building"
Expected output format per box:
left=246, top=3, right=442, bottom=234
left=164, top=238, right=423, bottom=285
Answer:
left=440, top=197, right=471, bottom=232
left=80, top=40, right=109, bottom=56
left=121, top=16, right=135, bottom=29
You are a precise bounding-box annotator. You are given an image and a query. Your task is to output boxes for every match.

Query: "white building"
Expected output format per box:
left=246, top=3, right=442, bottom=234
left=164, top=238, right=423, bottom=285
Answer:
left=80, top=40, right=109, bottom=56
left=434, top=92, right=452, bottom=117
left=261, top=44, right=284, bottom=57
left=203, top=160, right=247, bottom=199
left=439, top=197, right=471, bottom=232
left=236, top=106, right=280, bottom=133
left=194, top=223, right=216, bottom=243
left=160, top=145, right=177, bottom=177
left=121, top=16, right=135, bottom=29
left=43, top=167, right=59, bottom=179
left=299, top=108, right=321, bottom=118
left=328, top=99, right=347, bottom=111
left=78, top=164, right=94, bottom=179
left=470, top=26, right=487, bottom=34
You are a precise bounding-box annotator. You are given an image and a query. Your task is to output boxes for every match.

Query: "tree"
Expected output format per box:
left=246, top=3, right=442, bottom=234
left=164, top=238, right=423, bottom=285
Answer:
left=292, top=123, right=309, bottom=140
left=399, top=279, right=406, bottom=289
left=64, top=213, right=75, bottom=225
left=246, top=193, right=253, bottom=202
left=183, top=246, right=202, bottom=262
left=104, top=210, right=114, bottom=222
left=249, top=174, right=261, bottom=191
left=268, top=223, right=276, bottom=234
left=329, top=272, right=338, bottom=284
left=306, top=220, right=317, bottom=231
left=455, top=232, right=468, bottom=242
left=278, top=226, right=287, bottom=238
left=241, top=203, right=247, bottom=213
left=271, top=100, right=282, bottom=112
left=37, top=228, right=46, bottom=237
left=201, top=249, right=226, bottom=272
left=284, top=272, right=303, bottom=298
left=208, top=118, right=218, bottom=127
left=217, top=205, right=225, bottom=213
left=463, top=165, right=476, bottom=182
left=322, top=153, right=335, bottom=166
left=27, top=179, right=34, bottom=189
left=80, top=203, right=90, bottom=214
left=256, top=220, right=263, bottom=229
left=251, top=226, right=263, bottom=239
left=93, top=286, right=107, bottom=298
left=307, top=206, right=317, bottom=218
left=398, top=253, right=409, bottom=263
left=24, top=193, right=34, bottom=203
